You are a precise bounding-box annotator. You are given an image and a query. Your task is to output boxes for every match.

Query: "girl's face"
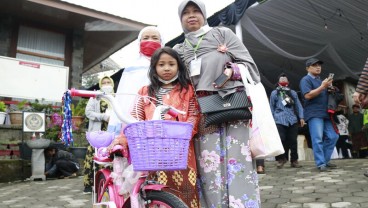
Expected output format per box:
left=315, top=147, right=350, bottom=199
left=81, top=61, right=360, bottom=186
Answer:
left=156, top=53, right=178, bottom=83
left=181, top=4, right=205, bottom=32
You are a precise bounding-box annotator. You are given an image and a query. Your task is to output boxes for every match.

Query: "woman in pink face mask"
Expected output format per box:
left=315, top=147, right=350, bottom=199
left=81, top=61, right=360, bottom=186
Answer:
left=108, top=26, right=164, bottom=138
left=139, top=27, right=162, bottom=57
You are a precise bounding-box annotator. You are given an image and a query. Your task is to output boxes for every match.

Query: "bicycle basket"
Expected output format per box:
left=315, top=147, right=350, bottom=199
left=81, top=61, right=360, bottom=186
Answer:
left=123, top=120, right=193, bottom=171
left=86, top=131, right=114, bottom=148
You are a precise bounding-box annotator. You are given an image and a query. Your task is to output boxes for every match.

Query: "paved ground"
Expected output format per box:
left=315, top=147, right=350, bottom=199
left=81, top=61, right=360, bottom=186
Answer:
left=0, top=159, right=367, bottom=208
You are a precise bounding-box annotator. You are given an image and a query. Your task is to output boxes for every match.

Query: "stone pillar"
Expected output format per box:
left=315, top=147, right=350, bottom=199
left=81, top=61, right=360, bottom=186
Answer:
left=70, top=29, right=84, bottom=89
left=30, top=149, right=46, bottom=181
left=0, top=16, right=12, bottom=57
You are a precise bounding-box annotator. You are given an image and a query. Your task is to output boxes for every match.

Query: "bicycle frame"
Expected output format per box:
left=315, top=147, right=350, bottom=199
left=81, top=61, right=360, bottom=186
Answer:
left=69, top=89, right=188, bottom=208
left=93, top=152, right=170, bottom=208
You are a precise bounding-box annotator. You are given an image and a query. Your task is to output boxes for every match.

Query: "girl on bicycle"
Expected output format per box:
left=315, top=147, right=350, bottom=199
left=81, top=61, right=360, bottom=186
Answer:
left=110, top=47, right=200, bottom=207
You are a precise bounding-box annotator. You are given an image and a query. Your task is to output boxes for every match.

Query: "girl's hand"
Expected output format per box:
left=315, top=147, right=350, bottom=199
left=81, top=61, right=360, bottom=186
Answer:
left=107, top=136, right=128, bottom=152
left=107, top=138, right=119, bottom=152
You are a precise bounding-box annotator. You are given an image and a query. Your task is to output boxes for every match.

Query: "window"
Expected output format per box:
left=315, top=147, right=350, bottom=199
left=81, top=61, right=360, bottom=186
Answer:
left=16, top=25, right=66, bottom=66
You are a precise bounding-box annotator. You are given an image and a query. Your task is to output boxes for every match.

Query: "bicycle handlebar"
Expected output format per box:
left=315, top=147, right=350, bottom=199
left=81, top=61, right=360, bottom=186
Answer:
left=68, top=88, right=185, bottom=125
left=69, top=88, right=103, bottom=98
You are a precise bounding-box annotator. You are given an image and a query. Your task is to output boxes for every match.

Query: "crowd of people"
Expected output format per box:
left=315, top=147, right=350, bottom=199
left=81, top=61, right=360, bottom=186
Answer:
left=43, top=0, right=368, bottom=207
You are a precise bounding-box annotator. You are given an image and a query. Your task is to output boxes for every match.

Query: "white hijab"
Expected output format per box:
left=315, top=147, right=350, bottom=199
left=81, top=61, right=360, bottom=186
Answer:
left=107, top=26, right=164, bottom=134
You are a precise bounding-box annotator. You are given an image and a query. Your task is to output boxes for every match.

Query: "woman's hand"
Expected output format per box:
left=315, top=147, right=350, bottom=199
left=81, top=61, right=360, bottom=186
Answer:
left=213, top=68, right=233, bottom=88
left=223, top=67, right=233, bottom=77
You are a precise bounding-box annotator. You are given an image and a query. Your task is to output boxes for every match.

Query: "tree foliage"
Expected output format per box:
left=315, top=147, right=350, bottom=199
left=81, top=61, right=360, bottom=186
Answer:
left=82, top=73, right=99, bottom=89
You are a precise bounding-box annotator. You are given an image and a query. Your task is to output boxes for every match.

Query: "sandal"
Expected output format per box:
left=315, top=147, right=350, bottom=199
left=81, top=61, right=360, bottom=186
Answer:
left=257, top=166, right=265, bottom=174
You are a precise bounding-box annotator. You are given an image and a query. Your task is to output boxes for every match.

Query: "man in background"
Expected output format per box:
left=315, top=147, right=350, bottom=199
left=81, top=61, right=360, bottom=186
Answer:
left=270, top=73, right=305, bottom=169
left=299, top=58, right=339, bottom=172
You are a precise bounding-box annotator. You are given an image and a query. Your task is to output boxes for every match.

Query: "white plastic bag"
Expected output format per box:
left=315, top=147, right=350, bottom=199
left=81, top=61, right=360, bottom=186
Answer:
left=239, top=66, right=284, bottom=159
left=330, top=147, right=339, bottom=160
left=110, top=157, right=128, bottom=186
left=119, top=164, right=143, bottom=195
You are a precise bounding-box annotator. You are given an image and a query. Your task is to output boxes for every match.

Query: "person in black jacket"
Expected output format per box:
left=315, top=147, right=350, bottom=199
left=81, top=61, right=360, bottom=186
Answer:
left=44, top=146, right=79, bottom=179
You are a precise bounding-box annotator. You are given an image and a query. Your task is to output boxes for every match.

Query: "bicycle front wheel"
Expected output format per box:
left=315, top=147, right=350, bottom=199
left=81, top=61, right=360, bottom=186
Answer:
left=96, top=173, right=117, bottom=204
left=144, top=190, right=188, bottom=208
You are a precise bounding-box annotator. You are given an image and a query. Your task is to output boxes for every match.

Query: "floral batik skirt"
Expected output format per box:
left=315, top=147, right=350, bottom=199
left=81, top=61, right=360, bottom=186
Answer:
left=195, top=121, right=261, bottom=208
left=153, top=141, right=200, bottom=208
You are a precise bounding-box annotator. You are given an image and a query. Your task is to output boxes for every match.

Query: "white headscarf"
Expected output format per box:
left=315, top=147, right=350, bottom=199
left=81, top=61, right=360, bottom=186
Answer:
left=107, top=26, right=164, bottom=134
left=178, top=0, right=210, bottom=35
left=137, top=26, right=165, bottom=47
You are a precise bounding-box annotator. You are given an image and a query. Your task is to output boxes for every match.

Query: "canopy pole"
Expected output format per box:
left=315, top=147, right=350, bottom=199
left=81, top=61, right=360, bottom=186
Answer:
left=235, top=21, right=243, bottom=42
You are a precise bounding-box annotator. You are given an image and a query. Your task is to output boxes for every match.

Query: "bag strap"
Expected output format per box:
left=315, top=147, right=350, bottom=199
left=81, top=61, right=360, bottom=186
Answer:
left=238, top=64, right=255, bottom=85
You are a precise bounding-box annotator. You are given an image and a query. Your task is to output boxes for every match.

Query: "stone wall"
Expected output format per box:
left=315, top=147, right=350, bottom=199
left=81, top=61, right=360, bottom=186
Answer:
left=0, top=160, right=31, bottom=183
left=0, top=125, right=33, bottom=159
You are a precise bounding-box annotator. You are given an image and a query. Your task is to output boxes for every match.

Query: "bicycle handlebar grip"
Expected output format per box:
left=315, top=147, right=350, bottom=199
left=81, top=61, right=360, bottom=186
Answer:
left=69, top=88, right=101, bottom=98
left=167, top=109, right=179, bottom=118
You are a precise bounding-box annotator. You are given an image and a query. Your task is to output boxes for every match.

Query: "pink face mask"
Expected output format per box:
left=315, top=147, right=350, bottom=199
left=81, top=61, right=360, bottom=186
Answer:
left=278, top=82, right=289, bottom=87
left=140, top=41, right=161, bottom=57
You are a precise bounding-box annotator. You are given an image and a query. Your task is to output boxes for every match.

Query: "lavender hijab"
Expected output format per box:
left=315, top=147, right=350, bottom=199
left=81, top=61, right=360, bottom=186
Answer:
left=175, top=0, right=260, bottom=97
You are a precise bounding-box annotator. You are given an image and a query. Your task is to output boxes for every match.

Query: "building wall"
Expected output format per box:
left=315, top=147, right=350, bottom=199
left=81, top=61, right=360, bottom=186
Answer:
left=0, top=17, right=13, bottom=57
left=0, top=15, right=84, bottom=91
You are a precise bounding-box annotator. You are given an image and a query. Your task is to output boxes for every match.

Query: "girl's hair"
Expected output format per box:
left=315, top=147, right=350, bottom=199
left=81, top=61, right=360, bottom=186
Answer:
left=148, top=47, right=190, bottom=97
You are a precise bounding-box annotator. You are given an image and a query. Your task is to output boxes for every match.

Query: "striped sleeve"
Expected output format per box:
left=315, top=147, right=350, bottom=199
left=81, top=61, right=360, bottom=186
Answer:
left=130, top=98, right=145, bottom=121
left=187, top=97, right=200, bottom=137
left=356, top=58, right=368, bottom=94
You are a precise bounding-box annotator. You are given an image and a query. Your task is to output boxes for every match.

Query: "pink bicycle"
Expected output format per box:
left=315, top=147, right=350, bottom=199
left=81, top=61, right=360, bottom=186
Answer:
left=68, top=89, right=190, bottom=208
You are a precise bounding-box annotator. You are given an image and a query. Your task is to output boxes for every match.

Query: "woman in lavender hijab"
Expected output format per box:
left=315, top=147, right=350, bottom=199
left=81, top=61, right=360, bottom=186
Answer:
left=173, top=0, right=261, bottom=207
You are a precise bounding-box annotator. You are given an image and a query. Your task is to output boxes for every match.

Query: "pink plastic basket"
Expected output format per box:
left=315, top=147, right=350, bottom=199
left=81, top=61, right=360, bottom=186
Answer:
left=123, top=120, right=193, bottom=171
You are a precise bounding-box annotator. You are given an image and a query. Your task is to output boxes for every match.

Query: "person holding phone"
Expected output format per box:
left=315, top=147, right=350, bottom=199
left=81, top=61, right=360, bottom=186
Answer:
left=299, top=58, right=339, bottom=172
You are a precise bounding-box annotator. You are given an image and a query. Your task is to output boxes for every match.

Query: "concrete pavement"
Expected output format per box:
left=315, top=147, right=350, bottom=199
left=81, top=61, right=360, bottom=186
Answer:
left=258, top=159, right=368, bottom=208
left=0, top=158, right=367, bottom=208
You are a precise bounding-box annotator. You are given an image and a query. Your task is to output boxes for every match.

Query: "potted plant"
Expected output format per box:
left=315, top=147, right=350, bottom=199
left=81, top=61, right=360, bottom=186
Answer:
left=70, top=99, right=88, bottom=128
left=29, top=99, right=53, bottom=114
left=0, top=101, right=7, bottom=125
left=9, top=100, right=29, bottom=125
left=44, top=112, right=63, bottom=142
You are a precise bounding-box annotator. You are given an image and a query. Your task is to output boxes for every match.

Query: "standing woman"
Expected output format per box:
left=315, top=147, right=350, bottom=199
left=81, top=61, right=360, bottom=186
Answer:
left=174, top=0, right=261, bottom=207
left=108, top=26, right=164, bottom=135
left=83, top=75, right=115, bottom=193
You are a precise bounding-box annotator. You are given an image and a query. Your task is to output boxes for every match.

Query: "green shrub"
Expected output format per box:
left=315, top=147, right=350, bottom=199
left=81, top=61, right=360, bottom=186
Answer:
left=0, top=101, right=6, bottom=112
